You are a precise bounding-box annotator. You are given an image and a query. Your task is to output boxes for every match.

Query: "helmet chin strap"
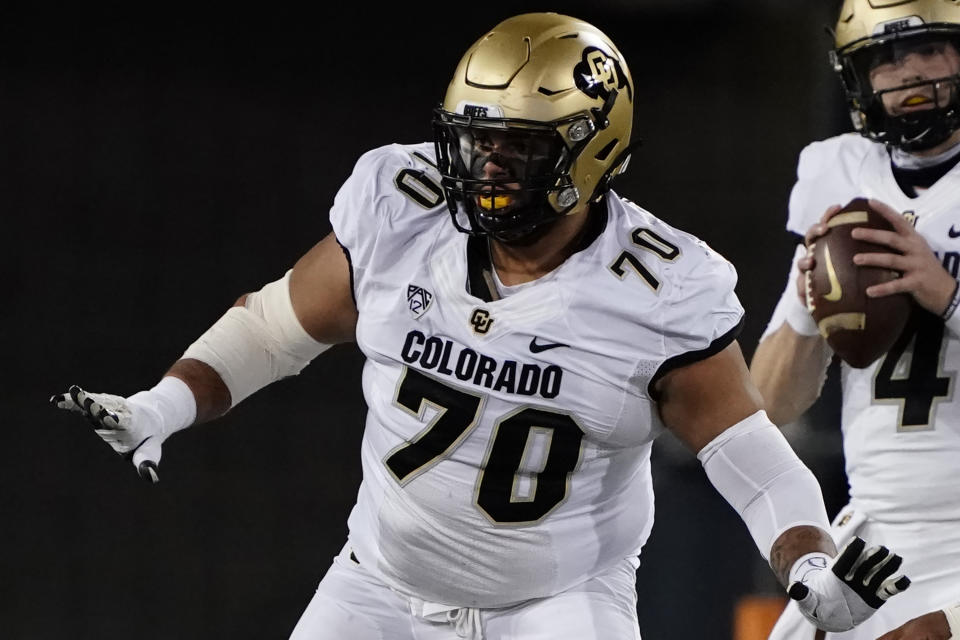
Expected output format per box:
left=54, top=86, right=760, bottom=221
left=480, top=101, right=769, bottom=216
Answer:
left=890, top=131, right=960, bottom=167
left=476, top=201, right=563, bottom=244
left=486, top=217, right=557, bottom=245
left=485, top=198, right=605, bottom=247
left=889, top=109, right=960, bottom=151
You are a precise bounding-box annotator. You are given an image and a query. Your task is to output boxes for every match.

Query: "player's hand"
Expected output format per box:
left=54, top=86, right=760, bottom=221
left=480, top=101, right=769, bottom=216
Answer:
left=875, top=610, right=951, bottom=640
left=794, top=204, right=845, bottom=303
left=788, top=536, right=911, bottom=632
left=849, top=198, right=955, bottom=316
left=50, top=385, right=164, bottom=483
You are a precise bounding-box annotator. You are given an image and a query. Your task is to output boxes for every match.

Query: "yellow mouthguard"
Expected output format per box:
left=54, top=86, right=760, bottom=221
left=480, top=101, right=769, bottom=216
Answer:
left=478, top=194, right=514, bottom=210
left=905, top=95, right=932, bottom=106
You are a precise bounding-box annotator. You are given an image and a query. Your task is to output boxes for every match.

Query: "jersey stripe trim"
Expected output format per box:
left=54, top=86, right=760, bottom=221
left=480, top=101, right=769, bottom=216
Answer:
left=647, top=316, right=745, bottom=399
left=337, top=240, right=358, bottom=307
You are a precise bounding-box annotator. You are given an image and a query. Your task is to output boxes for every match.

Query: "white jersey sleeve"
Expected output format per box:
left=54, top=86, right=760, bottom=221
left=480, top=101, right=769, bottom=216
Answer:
left=329, top=146, right=391, bottom=261
left=650, top=233, right=744, bottom=390
left=328, top=142, right=443, bottom=308
left=787, top=133, right=875, bottom=235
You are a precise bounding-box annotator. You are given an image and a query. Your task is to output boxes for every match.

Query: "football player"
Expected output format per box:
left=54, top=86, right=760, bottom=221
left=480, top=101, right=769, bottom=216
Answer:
left=53, top=13, right=909, bottom=639
left=750, top=1, right=960, bottom=639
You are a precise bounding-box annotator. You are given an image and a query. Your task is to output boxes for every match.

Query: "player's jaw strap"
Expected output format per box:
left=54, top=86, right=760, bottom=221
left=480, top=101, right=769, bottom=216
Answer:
left=697, top=409, right=830, bottom=561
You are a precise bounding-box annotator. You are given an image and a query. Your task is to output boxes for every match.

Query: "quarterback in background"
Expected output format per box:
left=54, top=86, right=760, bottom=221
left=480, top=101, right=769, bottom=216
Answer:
left=751, top=1, right=960, bottom=639
left=53, top=13, right=908, bottom=639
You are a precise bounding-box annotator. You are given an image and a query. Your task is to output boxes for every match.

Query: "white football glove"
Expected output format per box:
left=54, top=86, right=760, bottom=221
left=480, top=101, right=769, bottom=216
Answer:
left=51, top=380, right=194, bottom=483
left=788, top=536, right=911, bottom=632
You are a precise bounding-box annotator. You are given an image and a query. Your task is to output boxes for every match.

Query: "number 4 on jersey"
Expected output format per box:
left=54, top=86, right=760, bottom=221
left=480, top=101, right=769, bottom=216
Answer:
left=874, top=308, right=952, bottom=430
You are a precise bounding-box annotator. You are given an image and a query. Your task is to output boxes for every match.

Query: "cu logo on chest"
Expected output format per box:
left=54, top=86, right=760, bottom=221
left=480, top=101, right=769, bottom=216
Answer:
left=470, top=308, right=495, bottom=335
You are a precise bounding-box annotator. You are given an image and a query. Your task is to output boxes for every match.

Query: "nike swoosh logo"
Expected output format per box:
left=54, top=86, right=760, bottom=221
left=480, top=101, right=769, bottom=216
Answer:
left=824, top=245, right=843, bottom=302
left=529, top=337, right=569, bottom=353
left=950, top=226, right=960, bottom=238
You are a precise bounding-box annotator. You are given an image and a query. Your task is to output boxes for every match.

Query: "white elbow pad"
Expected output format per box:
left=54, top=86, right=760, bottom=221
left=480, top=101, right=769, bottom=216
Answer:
left=697, top=410, right=830, bottom=560
left=182, top=270, right=331, bottom=406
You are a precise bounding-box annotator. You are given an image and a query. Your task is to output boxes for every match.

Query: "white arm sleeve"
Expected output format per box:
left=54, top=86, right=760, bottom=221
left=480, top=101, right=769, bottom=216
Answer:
left=697, top=410, right=831, bottom=561
left=181, top=270, right=331, bottom=406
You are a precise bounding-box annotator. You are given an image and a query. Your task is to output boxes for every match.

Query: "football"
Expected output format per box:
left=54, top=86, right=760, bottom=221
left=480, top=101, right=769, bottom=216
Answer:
left=805, top=198, right=913, bottom=368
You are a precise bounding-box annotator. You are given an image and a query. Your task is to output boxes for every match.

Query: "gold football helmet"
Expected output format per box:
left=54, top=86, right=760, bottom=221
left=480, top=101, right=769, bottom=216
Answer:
left=832, top=0, right=960, bottom=150
left=433, top=13, right=636, bottom=242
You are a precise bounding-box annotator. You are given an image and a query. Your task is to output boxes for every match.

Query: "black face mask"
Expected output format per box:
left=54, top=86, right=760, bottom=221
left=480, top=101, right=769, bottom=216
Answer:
left=837, top=34, right=960, bottom=151
left=433, top=115, right=580, bottom=243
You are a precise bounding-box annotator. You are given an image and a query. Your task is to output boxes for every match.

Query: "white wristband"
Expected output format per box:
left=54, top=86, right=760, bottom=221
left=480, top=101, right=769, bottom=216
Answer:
left=944, top=602, right=960, bottom=639
left=760, top=244, right=820, bottom=341
left=787, top=277, right=821, bottom=336
left=127, top=376, right=197, bottom=439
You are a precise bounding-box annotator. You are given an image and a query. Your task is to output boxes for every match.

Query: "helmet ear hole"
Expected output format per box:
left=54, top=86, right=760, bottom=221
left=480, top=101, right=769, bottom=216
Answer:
left=594, top=139, right=618, bottom=162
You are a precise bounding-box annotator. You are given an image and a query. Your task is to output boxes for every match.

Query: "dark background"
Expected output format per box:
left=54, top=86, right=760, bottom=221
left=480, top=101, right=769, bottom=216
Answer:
left=4, top=2, right=852, bottom=638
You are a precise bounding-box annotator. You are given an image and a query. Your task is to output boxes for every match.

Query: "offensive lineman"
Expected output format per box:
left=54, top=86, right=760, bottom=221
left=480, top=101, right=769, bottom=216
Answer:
left=750, top=1, right=960, bottom=639
left=53, top=13, right=909, bottom=639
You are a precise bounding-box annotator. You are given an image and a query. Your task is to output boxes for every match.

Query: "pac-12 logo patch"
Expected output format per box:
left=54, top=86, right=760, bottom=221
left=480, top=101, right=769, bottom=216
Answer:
left=574, top=46, right=632, bottom=102
left=407, top=284, right=433, bottom=319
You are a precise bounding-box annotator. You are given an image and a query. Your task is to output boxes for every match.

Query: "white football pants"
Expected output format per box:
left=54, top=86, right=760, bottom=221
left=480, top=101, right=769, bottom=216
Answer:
left=768, top=503, right=960, bottom=640
left=289, top=543, right=642, bottom=640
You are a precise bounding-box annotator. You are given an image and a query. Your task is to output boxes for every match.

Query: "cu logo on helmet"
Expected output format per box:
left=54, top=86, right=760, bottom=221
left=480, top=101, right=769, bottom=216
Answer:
left=588, top=50, right=619, bottom=92
left=470, top=308, right=495, bottom=334
left=574, top=46, right=630, bottom=101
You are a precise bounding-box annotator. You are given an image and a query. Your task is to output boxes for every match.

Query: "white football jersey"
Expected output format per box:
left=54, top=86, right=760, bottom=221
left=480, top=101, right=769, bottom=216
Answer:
left=784, top=133, right=960, bottom=524
left=329, top=142, right=744, bottom=607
